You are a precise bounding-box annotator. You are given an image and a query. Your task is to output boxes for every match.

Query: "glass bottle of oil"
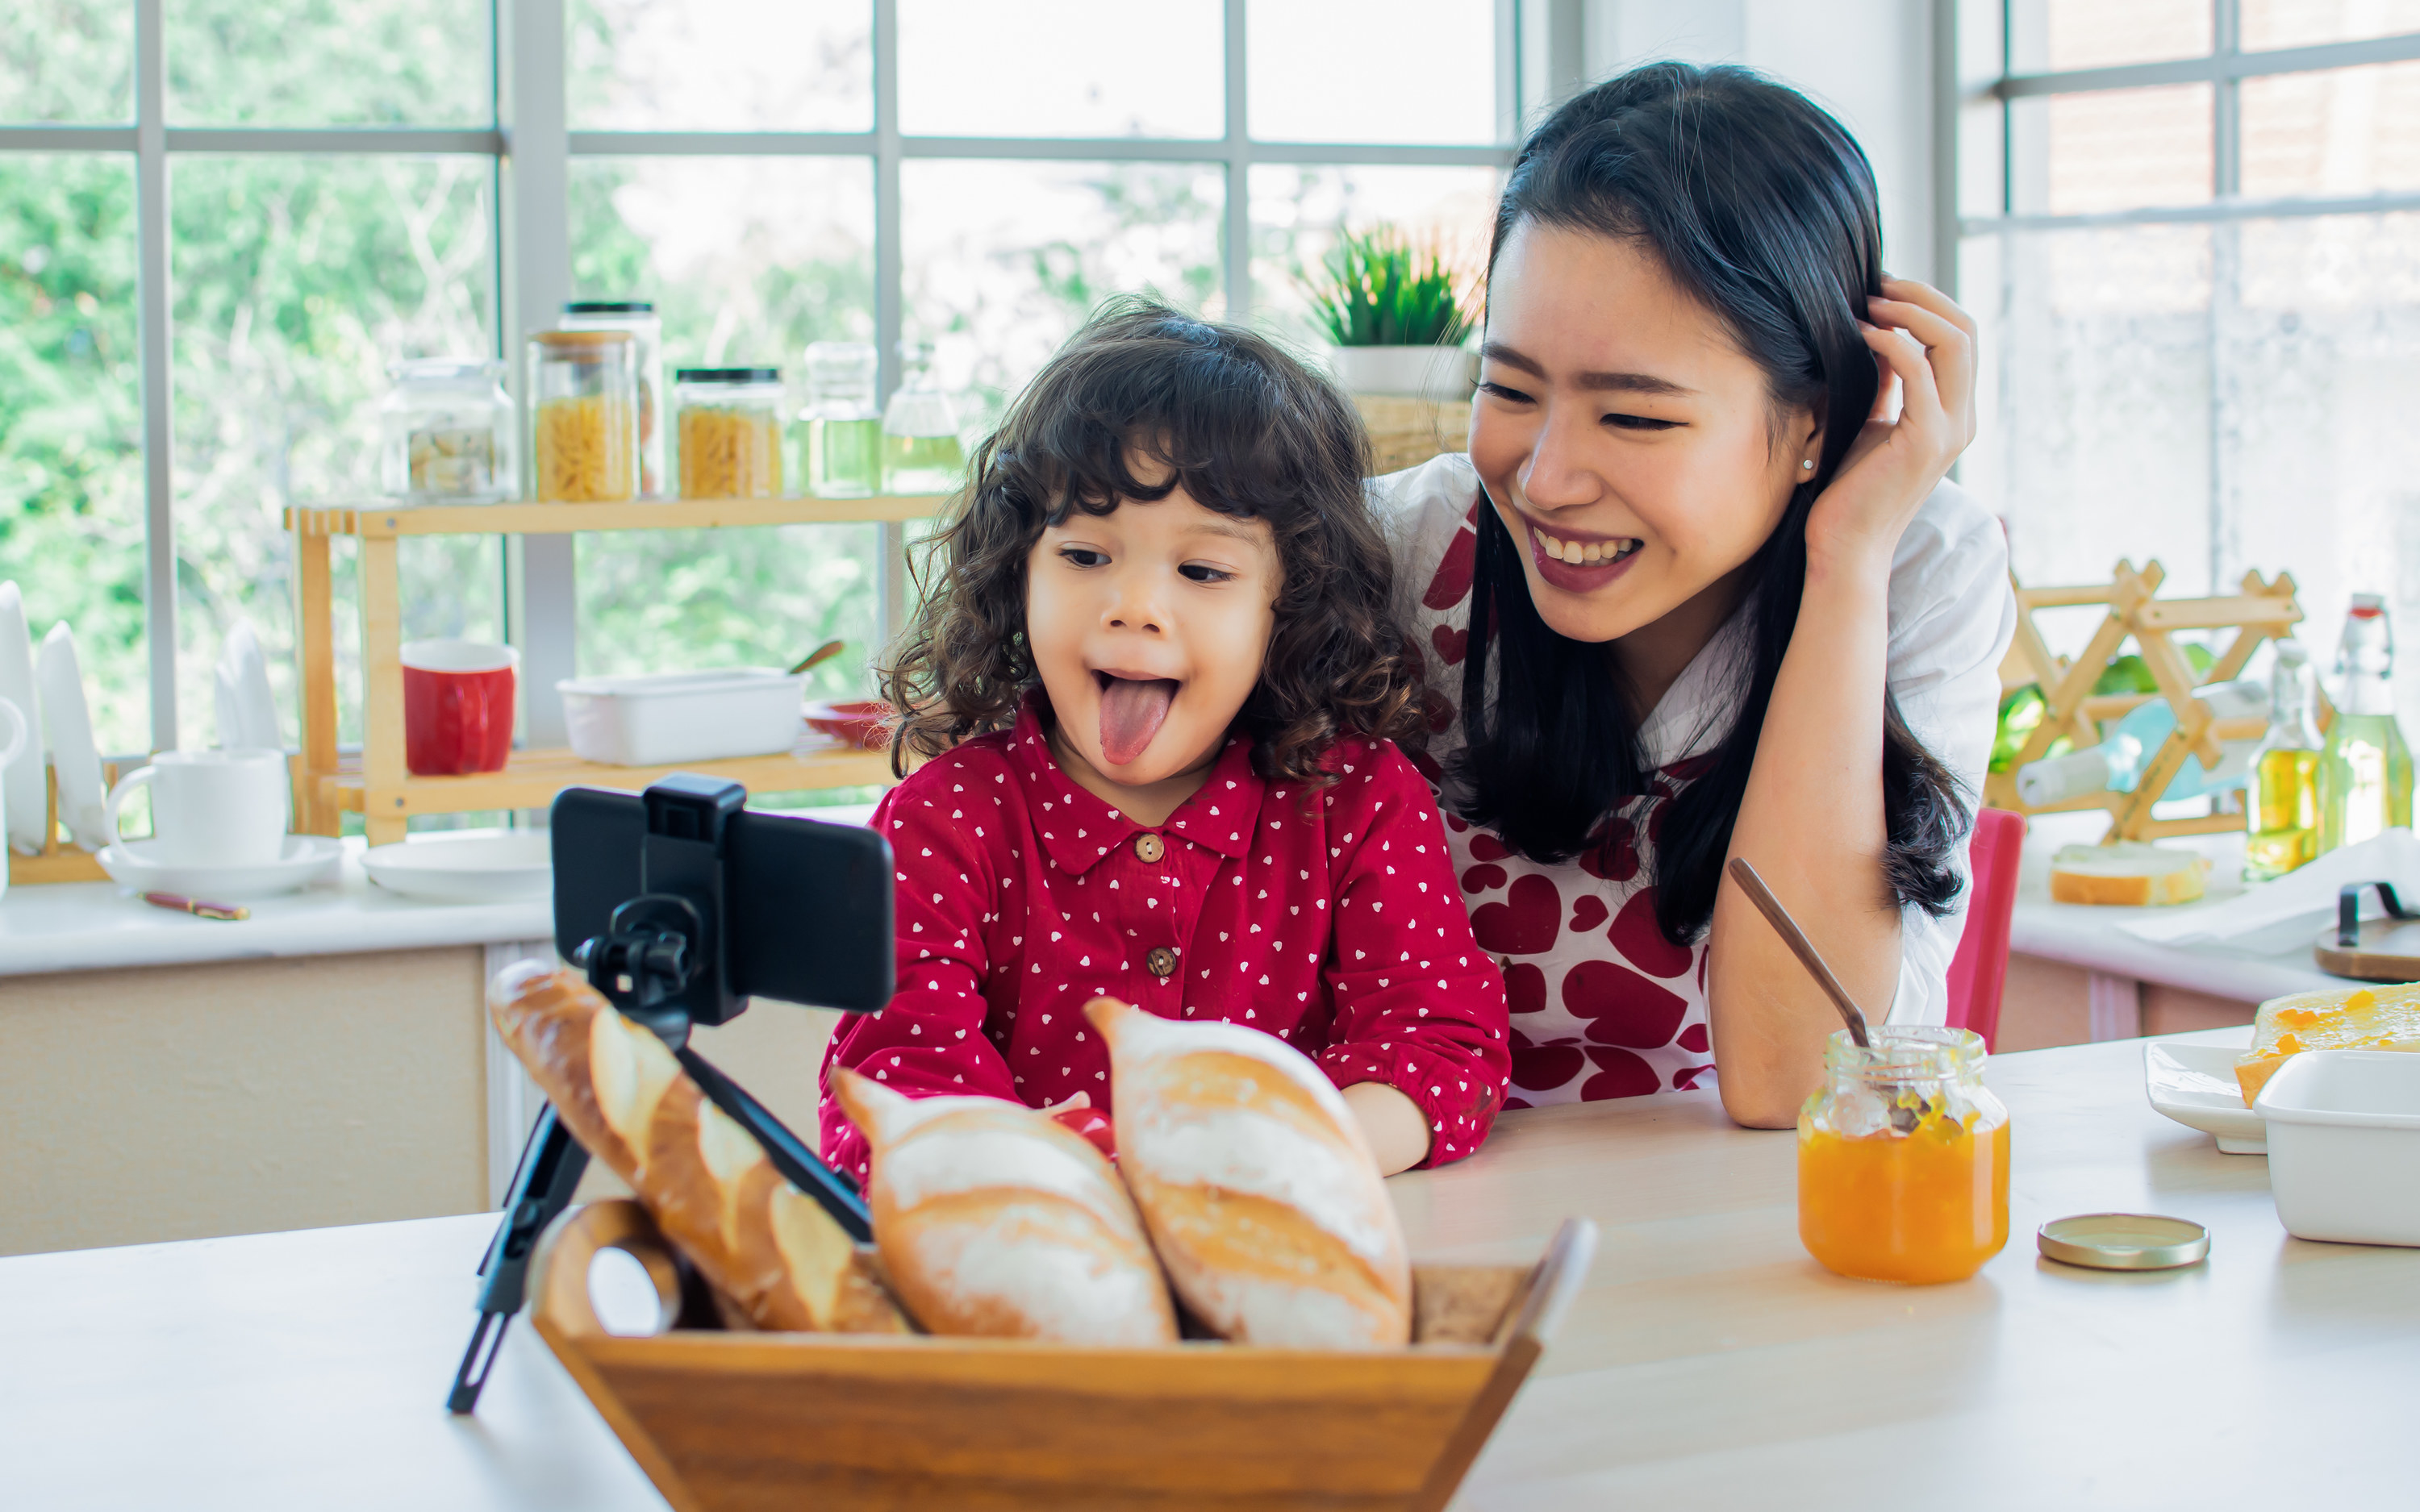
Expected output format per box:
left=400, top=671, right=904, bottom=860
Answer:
left=802, top=342, right=881, bottom=499
left=2246, top=639, right=2322, bottom=879
left=881, top=341, right=966, bottom=496
left=2317, top=594, right=2414, bottom=853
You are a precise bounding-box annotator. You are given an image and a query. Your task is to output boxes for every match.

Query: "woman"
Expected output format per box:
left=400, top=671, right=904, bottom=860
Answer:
left=1379, top=63, right=2016, bottom=1128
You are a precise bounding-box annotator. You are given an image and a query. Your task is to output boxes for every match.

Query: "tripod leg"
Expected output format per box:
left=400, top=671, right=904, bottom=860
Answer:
left=677, top=1047, right=872, bottom=1242
left=447, top=1104, right=590, bottom=1414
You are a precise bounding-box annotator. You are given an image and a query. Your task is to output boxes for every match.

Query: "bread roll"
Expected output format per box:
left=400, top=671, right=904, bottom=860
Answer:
left=488, top=960, right=906, bottom=1334
left=1085, top=996, right=1412, bottom=1348
left=829, top=1068, right=1177, bottom=1345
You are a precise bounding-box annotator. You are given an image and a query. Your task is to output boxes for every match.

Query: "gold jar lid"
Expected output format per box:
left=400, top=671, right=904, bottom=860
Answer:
left=532, top=328, right=633, bottom=348
left=2036, top=1213, right=2209, bottom=1271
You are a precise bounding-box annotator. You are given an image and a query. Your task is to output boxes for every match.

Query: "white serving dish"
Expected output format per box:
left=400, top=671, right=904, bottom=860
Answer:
left=98, top=834, right=344, bottom=900
left=2144, top=1039, right=2266, bottom=1154
left=2254, top=1049, right=2420, bottom=1247
left=362, top=828, right=551, bottom=902
left=556, top=669, right=806, bottom=766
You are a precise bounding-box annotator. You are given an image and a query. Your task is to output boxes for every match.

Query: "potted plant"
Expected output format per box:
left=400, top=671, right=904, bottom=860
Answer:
left=1304, top=223, right=1477, bottom=402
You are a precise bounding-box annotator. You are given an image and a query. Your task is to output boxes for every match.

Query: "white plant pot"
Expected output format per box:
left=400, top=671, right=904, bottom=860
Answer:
left=1327, top=344, right=1477, bottom=402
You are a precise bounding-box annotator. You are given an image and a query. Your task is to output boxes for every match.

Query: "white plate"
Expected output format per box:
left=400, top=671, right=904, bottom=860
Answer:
left=363, top=829, right=552, bottom=903
left=35, top=623, right=107, bottom=852
left=0, top=583, right=48, bottom=856
left=98, top=834, right=344, bottom=901
left=2145, top=1039, right=2266, bottom=1154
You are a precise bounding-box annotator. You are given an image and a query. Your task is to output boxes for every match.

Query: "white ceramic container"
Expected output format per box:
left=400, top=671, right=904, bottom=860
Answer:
left=2254, top=1049, right=2420, bottom=1246
left=557, top=669, right=806, bottom=766
left=1326, top=344, right=1476, bottom=402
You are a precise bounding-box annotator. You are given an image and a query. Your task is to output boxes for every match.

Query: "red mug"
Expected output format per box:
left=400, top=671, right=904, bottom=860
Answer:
left=403, top=639, right=518, bottom=776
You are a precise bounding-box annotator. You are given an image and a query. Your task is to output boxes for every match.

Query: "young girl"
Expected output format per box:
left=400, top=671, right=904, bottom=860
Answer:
left=819, top=298, right=1511, bottom=1181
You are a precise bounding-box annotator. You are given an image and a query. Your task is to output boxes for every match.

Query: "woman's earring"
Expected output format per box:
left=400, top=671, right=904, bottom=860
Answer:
left=1801, top=459, right=1816, bottom=472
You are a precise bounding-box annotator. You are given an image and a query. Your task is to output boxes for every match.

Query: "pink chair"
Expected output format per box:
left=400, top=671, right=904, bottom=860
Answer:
left=1945, top=806, right=2023, bottom=1051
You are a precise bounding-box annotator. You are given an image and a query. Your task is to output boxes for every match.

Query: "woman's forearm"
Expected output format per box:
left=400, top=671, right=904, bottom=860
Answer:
left=1704, top=545, right=1904, bottom=1127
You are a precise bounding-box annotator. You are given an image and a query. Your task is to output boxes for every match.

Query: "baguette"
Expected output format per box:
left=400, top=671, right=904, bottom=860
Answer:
left=1086, top=996, right=1412, bottom=1348
left=829, top=1068, right=1178, bottom=1345
left=487, top=960, right=906, bottom=1334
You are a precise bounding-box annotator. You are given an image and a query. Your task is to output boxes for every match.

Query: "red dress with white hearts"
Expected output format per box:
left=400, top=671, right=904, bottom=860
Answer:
left=817, top=694, right=1512, bottom=1181
left=1371, top=453, right=2016, bottom=1109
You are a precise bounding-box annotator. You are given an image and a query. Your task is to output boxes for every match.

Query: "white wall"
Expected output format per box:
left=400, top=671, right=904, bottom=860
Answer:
left=1573, top=0, right=1941, bottom=286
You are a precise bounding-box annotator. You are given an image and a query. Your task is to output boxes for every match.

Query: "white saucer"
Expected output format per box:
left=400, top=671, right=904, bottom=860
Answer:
left=98, top=834, right=344, bottom=901
left=2144, top=1039, right=2266, bottom=1155
left=362, top=829, right=551, bottom=903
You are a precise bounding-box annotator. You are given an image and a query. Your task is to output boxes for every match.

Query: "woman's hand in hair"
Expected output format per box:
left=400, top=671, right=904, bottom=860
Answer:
left=1801, top=277, right=1977, bottom=578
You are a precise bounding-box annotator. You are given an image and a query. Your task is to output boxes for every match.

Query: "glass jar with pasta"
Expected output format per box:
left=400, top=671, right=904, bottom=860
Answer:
left=674, top=367, right=785, bottom=499
left=527, top=330, right=640, bottom=502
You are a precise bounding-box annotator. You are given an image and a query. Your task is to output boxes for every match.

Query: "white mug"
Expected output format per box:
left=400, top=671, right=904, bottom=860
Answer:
left=106, top=748, right=290, bottom=868
left=0, top=696, right=26, bottom=900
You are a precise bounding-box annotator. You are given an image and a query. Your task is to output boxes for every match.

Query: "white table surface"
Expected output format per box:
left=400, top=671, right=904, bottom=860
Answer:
left=0, top=803, right=882, bottom=978
left=4, top=1027, right=2410, bottom=1510
left=2009, top=811, right=2343, bottom=1000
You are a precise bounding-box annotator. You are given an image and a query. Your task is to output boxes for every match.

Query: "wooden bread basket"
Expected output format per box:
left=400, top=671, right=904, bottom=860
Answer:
left=530, top=1199, right=1596, bottom=1512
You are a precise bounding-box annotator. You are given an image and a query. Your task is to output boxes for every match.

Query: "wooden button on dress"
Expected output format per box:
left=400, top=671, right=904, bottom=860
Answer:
left=1133, top=832, right=1166, bottom=863
left=1145, top=946, right=1178, bottom=978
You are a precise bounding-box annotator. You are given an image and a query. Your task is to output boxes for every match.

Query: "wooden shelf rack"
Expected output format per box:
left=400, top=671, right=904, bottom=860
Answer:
left=286, top=494, right=944, bottom=844
left=1988, top=558, right=2314, bottom=843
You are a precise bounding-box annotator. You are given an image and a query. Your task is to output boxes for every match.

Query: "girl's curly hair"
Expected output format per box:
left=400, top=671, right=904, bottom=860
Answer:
left=882, top=294, right=1423, bottom=785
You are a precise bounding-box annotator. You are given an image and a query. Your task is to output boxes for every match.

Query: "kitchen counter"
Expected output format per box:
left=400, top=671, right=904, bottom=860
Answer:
left=0, top=804, right=882, bottom=978
left=5, top=1027, right=2408, bottom=1510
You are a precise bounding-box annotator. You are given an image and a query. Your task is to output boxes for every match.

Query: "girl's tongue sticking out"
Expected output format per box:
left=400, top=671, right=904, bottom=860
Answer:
left=1098, top=673, right=1179, bottom=765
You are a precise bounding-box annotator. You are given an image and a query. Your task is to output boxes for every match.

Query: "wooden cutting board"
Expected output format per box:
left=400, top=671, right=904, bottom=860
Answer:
left=2314, top=917, right=2420, bottom=981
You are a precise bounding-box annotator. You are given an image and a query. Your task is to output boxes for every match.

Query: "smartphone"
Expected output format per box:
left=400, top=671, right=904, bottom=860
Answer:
left=550, top=786, right=895, bottom=1015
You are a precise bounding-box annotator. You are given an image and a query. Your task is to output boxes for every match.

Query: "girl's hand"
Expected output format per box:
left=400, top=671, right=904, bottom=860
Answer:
left=1803, top=277, right=1978, bottom=575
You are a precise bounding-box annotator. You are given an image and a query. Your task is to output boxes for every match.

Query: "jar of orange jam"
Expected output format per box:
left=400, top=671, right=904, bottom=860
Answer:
left=1798, top=1026, right=2009, bottom=1284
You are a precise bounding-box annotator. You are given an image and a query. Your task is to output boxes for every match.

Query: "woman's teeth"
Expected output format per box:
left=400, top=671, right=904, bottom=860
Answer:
left=1535, top=529, right=1640, bottom=565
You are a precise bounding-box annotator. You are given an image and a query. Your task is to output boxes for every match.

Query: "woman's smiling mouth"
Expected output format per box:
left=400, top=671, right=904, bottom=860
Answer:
left=1521, top=519, right=1643, bottom=592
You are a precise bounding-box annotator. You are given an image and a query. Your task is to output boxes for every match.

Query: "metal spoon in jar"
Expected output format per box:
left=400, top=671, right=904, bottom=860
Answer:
left=1725, top=856, right=1872, bottom=1049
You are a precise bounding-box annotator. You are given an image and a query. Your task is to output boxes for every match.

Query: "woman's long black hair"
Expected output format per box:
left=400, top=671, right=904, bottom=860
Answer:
left=1452, top=62, right=1968, bottom=946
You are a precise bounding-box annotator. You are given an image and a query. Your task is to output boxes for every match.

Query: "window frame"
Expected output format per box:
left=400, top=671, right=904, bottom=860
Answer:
left=1941, top=0, right=2420, bottom=588
left=0, top=0, right=1529, bottom=756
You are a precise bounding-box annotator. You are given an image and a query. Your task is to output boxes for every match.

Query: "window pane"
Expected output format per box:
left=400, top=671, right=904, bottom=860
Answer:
left=2, top=0, right=132, bottom=124
left=1248, top=0, right=1497, bottom=145
left=567, top=156, right=878, bottom=699
left=0, top=155, right=145, bottom=756
left=165, top=0, right=491, bottom=127
left=172, top=156, right=499, bottom=748
left=899, top=0, right=1220, bottom=139
left=569, top=0, right=872, bottom=134
left=1965, top=223, right=2213, bottom=621
left=2240, top=60, right=2420, bottom=198
left=2011, top=84, right=2213, bottom=214
left=2009, top=0, right=2212, bottom=73
left=1248, top=163, right=1498, bottom=352
left=2243, top=0, right=2420, bottom=51
left=901, top=158, right=1225, bottom=436
left=2223, top=212, right=2420, bottom=736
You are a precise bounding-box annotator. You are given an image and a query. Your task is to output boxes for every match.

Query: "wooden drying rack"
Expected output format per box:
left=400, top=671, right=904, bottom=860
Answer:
left=1988, top=558, right=2318, bottom=843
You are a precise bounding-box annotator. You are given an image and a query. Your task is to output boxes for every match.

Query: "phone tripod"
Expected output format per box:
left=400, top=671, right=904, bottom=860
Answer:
left=446, top=778, right=880, bottom=1414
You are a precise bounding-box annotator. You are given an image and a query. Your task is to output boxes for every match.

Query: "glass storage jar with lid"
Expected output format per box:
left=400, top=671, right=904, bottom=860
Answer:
left=801, top=341, right=880, bottom=499
left=527, top=329, right=640, bottom=502
left=379, top=358, right=513, bottom=502
left=1798, top=1025, right=2009, bottom=1283
left=559, top=301, right=666, bottom=496
left=675, top=367, right=784, bottom=499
